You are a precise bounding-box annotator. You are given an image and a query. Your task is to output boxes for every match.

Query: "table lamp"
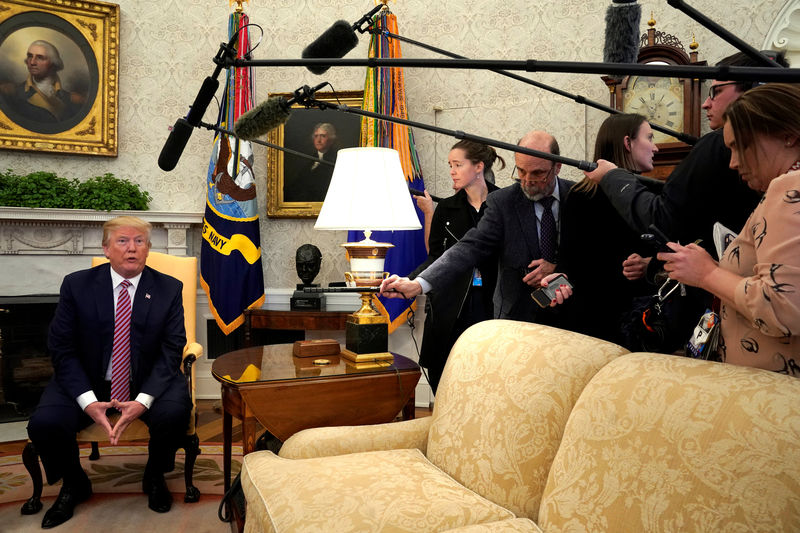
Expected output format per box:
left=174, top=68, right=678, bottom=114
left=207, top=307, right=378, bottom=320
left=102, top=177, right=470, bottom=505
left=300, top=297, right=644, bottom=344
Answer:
left=314, top=147, right=422, bottom=363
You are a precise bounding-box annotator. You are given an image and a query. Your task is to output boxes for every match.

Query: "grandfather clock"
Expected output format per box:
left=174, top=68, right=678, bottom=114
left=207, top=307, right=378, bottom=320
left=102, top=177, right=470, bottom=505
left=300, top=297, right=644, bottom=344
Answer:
left=603, top=15, right=705, bottom=179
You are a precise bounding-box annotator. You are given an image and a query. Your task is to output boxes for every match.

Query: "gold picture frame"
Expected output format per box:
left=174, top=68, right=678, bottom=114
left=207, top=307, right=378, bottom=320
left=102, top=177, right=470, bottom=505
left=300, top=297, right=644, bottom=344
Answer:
left=266, top=90, right=364, bottom=218
left=0, top=0, right=119, bottom=156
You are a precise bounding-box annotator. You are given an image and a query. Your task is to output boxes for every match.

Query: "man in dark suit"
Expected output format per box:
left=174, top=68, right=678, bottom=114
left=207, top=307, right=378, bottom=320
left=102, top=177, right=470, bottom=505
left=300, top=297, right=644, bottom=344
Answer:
left=380, top=130, right=573, bottom=323
left=27, top=216, right=191, bottom=528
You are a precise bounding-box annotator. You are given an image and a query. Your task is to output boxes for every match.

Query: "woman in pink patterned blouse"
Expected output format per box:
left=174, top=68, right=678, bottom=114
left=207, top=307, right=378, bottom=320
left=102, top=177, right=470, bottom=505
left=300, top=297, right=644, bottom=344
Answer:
left=659, top=83, right=800, bottom=376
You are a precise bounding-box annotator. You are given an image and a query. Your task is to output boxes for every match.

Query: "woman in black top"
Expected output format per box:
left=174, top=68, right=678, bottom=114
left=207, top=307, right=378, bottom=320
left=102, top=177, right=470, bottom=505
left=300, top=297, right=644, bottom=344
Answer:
left=557, top=114, right=658, bottom=348
left=410, top=140, right=504, bottom=394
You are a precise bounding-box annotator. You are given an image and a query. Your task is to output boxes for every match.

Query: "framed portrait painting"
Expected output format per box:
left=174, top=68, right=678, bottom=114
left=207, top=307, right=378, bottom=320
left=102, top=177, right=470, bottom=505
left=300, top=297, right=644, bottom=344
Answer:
left=266, top=91, right=364, bottom=218
left=0, top=0, right=119, bottom=156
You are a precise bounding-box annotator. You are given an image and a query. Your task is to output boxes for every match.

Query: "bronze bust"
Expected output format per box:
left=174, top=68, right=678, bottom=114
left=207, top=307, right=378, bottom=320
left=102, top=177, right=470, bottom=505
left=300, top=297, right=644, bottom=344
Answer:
left=295, top=244, right=322, bottom=287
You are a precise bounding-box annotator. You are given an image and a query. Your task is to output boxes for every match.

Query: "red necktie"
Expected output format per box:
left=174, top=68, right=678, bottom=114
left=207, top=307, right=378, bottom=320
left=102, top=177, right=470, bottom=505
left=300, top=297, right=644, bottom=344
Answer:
left=110, top=279, right=132, bottom=402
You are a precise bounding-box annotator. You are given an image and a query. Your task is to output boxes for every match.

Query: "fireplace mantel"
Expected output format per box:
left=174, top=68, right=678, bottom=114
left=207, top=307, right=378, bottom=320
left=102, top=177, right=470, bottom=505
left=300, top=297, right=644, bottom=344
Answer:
left=0, top=207, right=203, bottom=296
left=0, top=207, right=203, bottom=254
left=0, top=206, right=203, bottom=224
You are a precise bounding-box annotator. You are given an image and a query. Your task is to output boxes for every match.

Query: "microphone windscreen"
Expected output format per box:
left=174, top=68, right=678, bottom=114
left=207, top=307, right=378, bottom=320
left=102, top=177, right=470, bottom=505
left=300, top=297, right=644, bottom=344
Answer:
left=158, top=118, right=193, bottom=171
left=302, top=20, right=359, bottom=75
left=233, top=97, right=291, bottom=140
left=603, top=0, right=641, bottom=66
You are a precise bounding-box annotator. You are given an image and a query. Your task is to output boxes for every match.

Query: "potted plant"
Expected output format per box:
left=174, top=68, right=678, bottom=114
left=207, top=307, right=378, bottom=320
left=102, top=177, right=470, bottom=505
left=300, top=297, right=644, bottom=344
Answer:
left=0, top=170, right=152, bottom=211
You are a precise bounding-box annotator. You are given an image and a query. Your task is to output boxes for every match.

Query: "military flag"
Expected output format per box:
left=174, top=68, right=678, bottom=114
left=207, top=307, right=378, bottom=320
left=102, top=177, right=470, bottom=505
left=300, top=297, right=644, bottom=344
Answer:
left=354, top=10, right=428, bottom=333
left=200, top=6, right=265, bottom=334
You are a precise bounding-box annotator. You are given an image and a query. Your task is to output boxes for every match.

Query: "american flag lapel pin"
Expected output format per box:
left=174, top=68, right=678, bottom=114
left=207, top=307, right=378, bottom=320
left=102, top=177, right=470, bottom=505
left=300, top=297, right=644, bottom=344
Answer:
left=145, top=293, right=151, bottom=299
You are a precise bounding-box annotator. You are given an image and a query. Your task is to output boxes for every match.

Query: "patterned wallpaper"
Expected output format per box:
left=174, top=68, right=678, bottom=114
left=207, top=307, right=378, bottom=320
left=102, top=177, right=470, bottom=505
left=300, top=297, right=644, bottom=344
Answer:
left=2, top=0, right=790, bottom=287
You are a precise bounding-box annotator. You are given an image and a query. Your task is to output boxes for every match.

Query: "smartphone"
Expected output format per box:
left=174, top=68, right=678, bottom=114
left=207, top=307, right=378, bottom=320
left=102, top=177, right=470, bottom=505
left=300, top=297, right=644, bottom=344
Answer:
left=640, top=224, right=671, bottom=252
left=531, top=274, right=572, bottom=308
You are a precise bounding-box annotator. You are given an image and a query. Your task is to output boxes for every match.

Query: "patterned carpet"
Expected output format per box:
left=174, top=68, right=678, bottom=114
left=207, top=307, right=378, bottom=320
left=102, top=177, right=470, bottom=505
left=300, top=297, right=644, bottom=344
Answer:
left=0, top=443, right=242, bottom=504
left=1, top=443, right=243, bottom=531
left=1, top=492, right=230, bottom=533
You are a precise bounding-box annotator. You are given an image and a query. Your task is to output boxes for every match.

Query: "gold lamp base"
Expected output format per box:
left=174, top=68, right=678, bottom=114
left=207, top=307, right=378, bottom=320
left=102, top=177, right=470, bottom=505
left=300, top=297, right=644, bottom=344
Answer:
left=348, top=292, right=386, bottom=324
left=344, top=297, right=389, bottom=357
left=340, top=232, right=393, bottom=358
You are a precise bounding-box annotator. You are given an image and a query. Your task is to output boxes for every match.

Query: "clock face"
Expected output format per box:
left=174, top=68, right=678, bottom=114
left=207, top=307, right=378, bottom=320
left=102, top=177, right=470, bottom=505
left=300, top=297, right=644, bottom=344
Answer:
left=622, top=76, right=685, bottom=144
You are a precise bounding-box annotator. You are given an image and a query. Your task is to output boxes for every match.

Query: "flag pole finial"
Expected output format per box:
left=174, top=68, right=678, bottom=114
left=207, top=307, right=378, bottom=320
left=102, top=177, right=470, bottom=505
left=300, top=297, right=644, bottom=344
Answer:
left=230, top=0, right=248, bottom=13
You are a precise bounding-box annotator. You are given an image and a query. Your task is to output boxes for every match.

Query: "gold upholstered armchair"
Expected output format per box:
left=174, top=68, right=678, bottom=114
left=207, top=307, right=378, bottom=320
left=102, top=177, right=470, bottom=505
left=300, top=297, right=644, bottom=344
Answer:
left=20, top=252, right=204, bottom=514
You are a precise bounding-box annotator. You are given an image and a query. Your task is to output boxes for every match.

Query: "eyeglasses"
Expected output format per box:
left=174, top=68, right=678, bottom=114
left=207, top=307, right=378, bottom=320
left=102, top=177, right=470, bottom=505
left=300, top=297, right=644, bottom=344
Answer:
left=511, top=164, right=555, bottom=183
left=707, top=81, right=739, bottom=101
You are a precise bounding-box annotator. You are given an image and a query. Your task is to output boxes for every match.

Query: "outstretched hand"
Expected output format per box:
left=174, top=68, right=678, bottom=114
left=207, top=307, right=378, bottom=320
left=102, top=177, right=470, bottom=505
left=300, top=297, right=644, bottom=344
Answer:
left=379, top=275, right=422, bottom=299
left=108, top=400, right=147, bottom=445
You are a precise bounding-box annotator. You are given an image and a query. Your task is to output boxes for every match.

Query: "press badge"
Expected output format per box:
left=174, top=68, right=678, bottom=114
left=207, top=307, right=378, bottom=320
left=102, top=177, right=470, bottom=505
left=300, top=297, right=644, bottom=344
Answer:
left=472, top=268, right=482, bottom=287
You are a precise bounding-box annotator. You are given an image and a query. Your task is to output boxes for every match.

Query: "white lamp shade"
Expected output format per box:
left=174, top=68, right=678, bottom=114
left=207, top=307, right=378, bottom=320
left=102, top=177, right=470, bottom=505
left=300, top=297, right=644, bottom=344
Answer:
left=314, top=147, right=422, bottom=231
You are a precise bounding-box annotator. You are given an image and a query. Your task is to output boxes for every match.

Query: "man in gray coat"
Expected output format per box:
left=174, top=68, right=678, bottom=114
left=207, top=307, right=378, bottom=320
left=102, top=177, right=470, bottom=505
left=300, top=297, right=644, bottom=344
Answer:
left=380, top=130, right=572, bottom=324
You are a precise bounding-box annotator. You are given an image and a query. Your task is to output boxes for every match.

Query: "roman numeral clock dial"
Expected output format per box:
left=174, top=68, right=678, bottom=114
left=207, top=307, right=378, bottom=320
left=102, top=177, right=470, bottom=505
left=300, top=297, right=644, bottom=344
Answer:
left=600, top=15, right=704, bottom=179
left=622, top=76, right=685, bottom=144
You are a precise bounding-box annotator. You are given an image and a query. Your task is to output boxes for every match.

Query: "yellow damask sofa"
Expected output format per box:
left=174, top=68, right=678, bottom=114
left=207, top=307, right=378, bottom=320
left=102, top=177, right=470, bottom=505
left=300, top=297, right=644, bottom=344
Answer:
left=239, top=320, right=800, bottom=532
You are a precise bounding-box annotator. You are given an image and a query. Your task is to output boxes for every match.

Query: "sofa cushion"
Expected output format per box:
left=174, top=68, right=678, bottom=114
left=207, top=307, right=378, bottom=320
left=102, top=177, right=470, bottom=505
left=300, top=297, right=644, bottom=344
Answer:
left=443, top=518, right=542, bottom=532
left=426, top=320, right=629, bottom=521
left=241, top=448, right=516, bottom=533
left=539, top=353, right=800, bottom=532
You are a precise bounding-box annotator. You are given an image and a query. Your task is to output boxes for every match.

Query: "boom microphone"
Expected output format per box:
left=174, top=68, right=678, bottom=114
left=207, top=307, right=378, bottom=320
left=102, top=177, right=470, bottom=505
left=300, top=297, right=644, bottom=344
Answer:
left=158, top=118, right=195, bottom=172
left=302, top=21, right=359, bottom=75
left=158, top=30, right=242, bottom=172
left=603, top=0, right=642, bottom=68
left=369, top=28, right=696, bottom=145
left=228, top=57, right=800, bottom=83
left=301, top=4, right=384, bottom=75
left=158, top=76, right=220, bottom=171
left=233, top=82, right=329, bottom=140
left=305, top=95, right=598, bottom=172
left=666, top=0, right=782, bottom=68
left=197, top=121, right=335, bottom=166
left=232, top=97, right=291, bottom=140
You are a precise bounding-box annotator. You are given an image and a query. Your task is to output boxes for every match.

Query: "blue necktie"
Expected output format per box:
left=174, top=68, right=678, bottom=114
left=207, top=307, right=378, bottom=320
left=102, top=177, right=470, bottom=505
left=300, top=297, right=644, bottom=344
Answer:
left=538, top=196, right=557, bottom=263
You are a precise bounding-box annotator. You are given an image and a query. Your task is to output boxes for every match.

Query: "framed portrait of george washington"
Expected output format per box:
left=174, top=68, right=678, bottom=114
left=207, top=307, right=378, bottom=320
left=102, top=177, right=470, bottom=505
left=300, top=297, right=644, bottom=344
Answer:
left=266, top=90, right=364, bottom=218
left=0, top=0, right=119, bottom=156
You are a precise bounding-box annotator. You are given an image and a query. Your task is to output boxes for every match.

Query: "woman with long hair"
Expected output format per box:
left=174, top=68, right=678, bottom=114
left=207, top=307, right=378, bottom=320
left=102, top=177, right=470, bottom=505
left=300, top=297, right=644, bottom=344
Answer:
left=660, top=83, right=800, bottom=375
left=556, top=113, right=659, bottom=347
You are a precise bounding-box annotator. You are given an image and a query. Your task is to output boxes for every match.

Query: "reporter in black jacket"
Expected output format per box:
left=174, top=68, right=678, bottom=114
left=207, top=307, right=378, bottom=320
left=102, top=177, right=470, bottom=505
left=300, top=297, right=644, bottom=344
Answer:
left=583, top=51, right=787, bottom=257
left=582, top=51, right=785, bottom=348
left=409, top=140, right=503, bottom=394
